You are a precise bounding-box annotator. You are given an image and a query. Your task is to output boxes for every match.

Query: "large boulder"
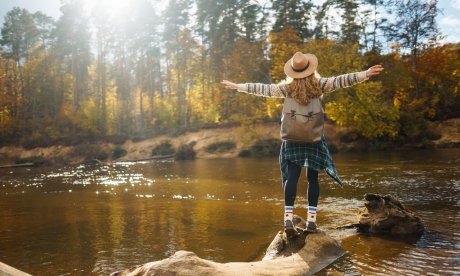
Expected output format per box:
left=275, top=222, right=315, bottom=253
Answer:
left=111, top=215, right=344, bottom=276
left=357, top=193, right=424, bottom=236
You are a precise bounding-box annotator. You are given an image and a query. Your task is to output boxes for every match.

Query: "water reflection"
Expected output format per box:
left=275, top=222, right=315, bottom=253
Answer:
left=0, top=149, right=459, bottom=275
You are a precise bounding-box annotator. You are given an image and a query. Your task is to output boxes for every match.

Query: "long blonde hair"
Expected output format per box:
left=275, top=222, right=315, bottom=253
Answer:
left=285, top=72, right=322, bottom=105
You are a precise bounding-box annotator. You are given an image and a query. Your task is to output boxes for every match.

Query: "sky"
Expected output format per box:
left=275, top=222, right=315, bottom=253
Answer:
left=0, top=0, right=459, bottom=43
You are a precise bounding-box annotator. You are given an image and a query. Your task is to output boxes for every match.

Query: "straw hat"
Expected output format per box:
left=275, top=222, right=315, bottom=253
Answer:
left=284, top=52, right=318, bottom=79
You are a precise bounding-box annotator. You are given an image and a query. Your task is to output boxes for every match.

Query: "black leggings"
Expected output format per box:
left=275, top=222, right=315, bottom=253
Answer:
left=284, top=160, right=319, bottom=207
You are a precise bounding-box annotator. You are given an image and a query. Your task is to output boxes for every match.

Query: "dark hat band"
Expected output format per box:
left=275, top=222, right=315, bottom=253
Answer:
left=292, top=61, right=310, bottom=72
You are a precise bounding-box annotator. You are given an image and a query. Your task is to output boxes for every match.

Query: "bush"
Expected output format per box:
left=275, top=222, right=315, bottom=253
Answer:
left=249, top=139, right=281, bottom=157
left=205, top=141, right=236, bottom=153
left=340, top=132, right=360, bottom=143
left=152, top=142, right=175, bottom=156
left=420, top=138, right=435, bottom=149
left=425, top=129, right=442, bottom=141
left=328, top=143, right=339, bottom=153
left=238, top=149, right=251, bottom=157
left=175, top=142, right=196, bottom=160
left=95, top=151, right=109, bottom=161
left=113, top=146, right=127, bottom=159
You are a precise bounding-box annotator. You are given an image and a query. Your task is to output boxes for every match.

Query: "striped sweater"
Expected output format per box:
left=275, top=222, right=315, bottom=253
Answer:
left=236, top=71, right=369, bottom=97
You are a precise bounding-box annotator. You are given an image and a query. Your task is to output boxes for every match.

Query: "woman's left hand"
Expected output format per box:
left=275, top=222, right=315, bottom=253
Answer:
left=366, top=65, right=384, bottom=78
left=221, top=80, right=238, bottom=90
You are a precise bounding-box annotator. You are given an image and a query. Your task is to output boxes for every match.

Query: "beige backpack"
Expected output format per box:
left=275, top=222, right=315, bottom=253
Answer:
left=280, top=97, right=324, bottom=143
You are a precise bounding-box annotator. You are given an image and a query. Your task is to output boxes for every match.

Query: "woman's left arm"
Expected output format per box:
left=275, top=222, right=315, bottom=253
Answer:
left=221, top=80, right=287, bottom=98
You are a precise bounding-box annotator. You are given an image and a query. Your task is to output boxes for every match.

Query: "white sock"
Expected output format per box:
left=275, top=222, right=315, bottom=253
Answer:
left=284, top=206, right=294, bottom=221
left=308, top=206, right=317, bottom=222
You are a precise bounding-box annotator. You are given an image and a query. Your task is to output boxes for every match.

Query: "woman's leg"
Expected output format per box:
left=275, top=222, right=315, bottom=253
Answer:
left=306, top=168, right=319, bottom=231
left=284, top=160, right=302, bottom=207
left=283, top=160, right=301, bottom=236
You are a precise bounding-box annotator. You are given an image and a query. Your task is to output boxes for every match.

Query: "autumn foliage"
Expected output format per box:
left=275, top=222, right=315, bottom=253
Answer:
left=0, top=1, right=458, bottom=148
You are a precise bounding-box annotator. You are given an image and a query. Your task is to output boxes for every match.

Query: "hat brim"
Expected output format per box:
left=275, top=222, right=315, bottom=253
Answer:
left=284, top=53, right=318, bottom=79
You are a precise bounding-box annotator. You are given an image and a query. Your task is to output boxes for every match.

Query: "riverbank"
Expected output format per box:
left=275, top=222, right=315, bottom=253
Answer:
left=0, top=118, right=458, bottom=166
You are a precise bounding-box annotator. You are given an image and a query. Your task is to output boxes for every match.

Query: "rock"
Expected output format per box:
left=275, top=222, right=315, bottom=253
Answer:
left=111, top=215, right=344, bottom=276
left=357, top=193, right=424, bottom=236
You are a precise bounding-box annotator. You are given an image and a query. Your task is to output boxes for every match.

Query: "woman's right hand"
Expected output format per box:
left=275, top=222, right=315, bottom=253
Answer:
left=221, top=80, right=238, bottom=90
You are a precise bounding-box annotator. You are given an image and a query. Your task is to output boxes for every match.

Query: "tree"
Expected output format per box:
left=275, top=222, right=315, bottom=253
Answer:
left=361, top=0, right=387, bottom=52
left=271, top=0, right=315, bottom=41
left=337, top=0, right=361, bottom=44
left=54, top=1, right=91, bottom=117
left=269, top=27, right=302, bottom=83
left=0, top=7, right=38, bottom=65
left=32, top=11, right=54, bottom=52
left=305, top=39, right=399, bottom=139
left=1, top=7, right=38, bottom=121
left=163, top=0, right=193, bottom=128
left=239, top=0, right=265, bottom=42
left=386, top=0, right=441, bottom=97
left=313, top=0, right=340, bottom=40
left=129, top=0, right=162, bottom=136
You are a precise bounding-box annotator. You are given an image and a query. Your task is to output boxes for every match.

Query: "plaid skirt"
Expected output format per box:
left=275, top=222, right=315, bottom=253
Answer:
left=279, top=136, right=343, bottom=187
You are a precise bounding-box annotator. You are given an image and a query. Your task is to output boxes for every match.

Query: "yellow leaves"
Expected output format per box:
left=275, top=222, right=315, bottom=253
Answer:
left=302, top=40, right=363, bottom=76
left=269, top=27, right=302, bottom=83
left=326, top=81, right=400, bottom=139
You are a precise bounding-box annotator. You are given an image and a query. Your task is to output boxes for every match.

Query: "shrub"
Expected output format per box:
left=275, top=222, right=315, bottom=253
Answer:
left=152, top=142, right=175, bottom=156
left=238, top=149, right=251, bottom=157
left=420, top=138, right=435, bottom=149
left=205, top=141, right=236, bottom=153
left=425, top=129, right=442, bottom=141
left=340, top=132, right=360, bottom=143
left=175, top=142, right=196, bottom=160
left=328, top=143, right=339, bottom=153
left=113, top=146, right=127, bottom=159
left=250, top=139, right=281, bottom=157
left=95, top=151, right=109, bottom=161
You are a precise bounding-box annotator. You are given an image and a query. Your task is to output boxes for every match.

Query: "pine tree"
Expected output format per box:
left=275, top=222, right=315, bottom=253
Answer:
left=163, top=0, right=199, bottom=129
left=1, top=7, right=38, bottom=65
left=313, top=0, right=340, bottom=40
left=239, top=0, right=263, bottom=41
left=54, top=1, right=91, bottom=113
left=337, top=0, right=361, bottom=44
left=271, top=0, right=314, bottom=41
left=362, top=0, right=387, bottom=52
left=0, top=7, right=38, bottom=125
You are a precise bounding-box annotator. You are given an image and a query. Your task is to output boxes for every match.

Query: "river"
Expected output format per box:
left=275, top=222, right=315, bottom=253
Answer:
left=0, top=149, right=459, bottom=275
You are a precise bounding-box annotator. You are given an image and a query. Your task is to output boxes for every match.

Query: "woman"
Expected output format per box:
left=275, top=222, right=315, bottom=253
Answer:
left=221, top=52, right=383, bottom=237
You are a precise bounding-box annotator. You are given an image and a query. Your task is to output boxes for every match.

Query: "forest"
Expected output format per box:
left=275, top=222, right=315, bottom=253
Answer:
left=0, top=0, right=458, bottom=148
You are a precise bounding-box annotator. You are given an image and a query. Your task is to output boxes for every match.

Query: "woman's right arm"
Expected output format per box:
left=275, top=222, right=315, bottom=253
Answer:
left=221, top=80, right=287, bottom=98
left=318, top=71, right=368, bottom=93
left=318, top=65, right=384, bottom=93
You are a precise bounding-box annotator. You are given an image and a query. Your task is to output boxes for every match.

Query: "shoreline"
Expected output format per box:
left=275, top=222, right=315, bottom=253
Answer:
left=0, top=119, right=458, bottom=167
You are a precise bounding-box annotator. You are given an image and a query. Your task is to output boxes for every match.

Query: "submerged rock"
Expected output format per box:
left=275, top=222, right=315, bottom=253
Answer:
left=357, top=193, right=425, bottom=236
left=111, top=215, right=344, bottom=276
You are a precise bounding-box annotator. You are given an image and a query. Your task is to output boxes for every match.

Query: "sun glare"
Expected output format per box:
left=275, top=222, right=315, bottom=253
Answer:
left=81, top=0, right=133, bottom=23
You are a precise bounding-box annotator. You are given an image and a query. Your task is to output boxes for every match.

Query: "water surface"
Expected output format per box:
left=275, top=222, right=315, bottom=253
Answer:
left=0, top=149, right=459, bottom=275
